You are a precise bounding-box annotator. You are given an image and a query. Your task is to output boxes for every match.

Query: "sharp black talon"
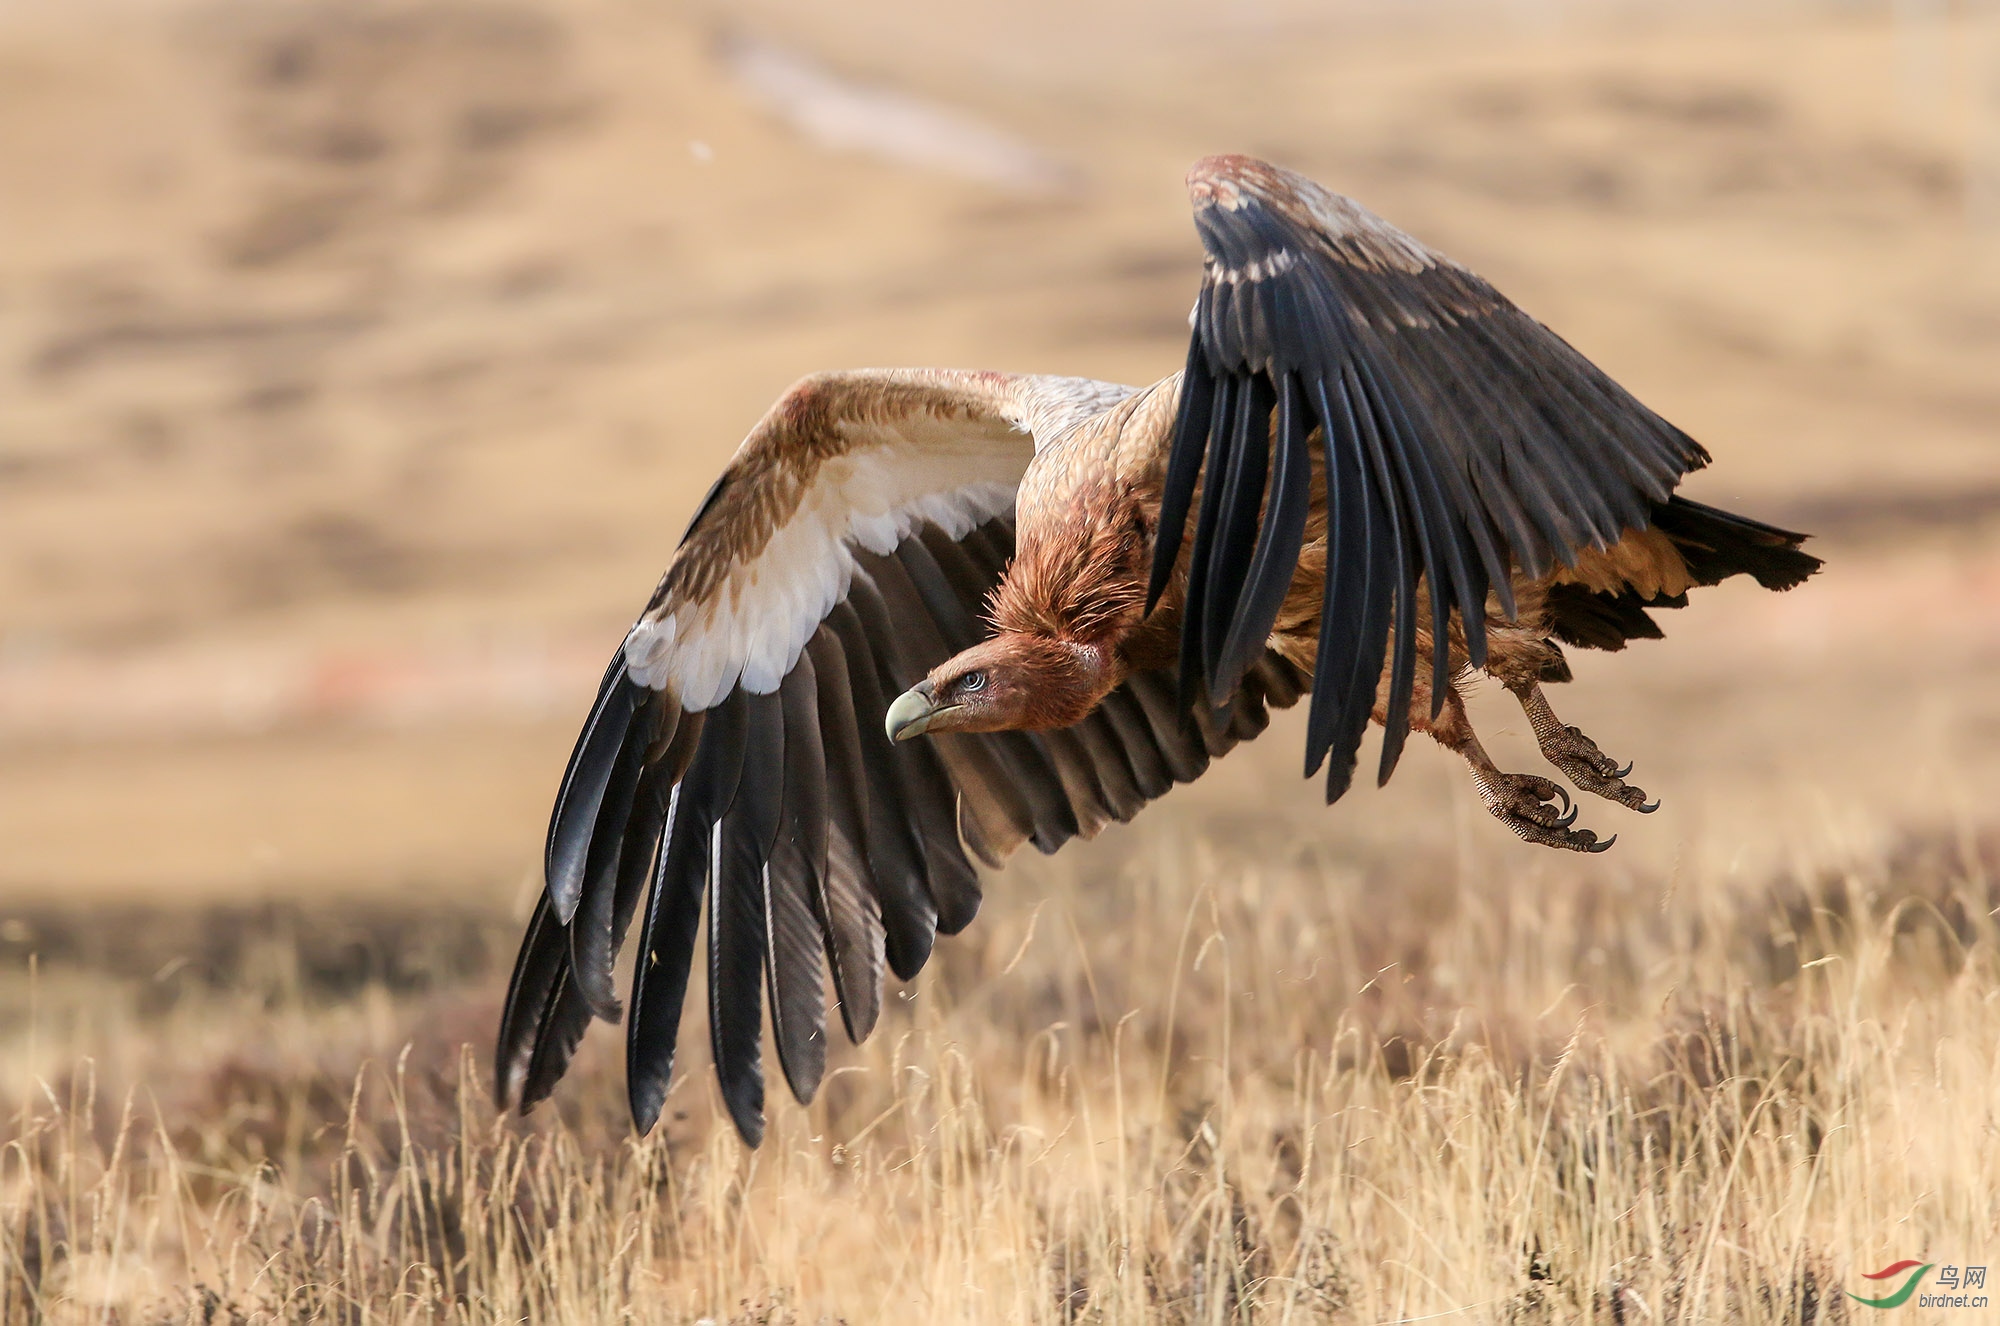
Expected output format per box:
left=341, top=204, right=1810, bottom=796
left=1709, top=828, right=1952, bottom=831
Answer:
left=1554, top=804, right=1578, bottom=829
left=1636, top=799, right=1659, bottom=814
left=1586, top=834, right=1617, bottom=853
left=1612, top=761, right=1633, bottom=779
left=1550, top=783, right=1572, bottom=814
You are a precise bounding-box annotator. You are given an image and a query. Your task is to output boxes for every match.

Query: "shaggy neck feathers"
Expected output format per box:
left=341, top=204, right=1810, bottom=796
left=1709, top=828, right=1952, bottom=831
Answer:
left=989, top=492, right=1150, bottom=647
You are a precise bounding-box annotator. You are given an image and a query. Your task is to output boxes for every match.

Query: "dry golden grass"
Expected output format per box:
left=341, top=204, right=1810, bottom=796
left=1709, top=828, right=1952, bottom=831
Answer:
left=5, top=822, right=1996, bottom=1322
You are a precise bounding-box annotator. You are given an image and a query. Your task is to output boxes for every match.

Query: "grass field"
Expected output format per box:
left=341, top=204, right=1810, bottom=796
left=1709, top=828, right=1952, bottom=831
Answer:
left=4, top=0, right=2000, bottom=1320
left=6, top=825, right=1997, bottom=1320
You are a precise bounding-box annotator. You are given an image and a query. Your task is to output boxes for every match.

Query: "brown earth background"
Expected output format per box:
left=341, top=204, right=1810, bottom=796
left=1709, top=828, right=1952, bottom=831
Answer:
left=5, top=0, right=1999, bottom=902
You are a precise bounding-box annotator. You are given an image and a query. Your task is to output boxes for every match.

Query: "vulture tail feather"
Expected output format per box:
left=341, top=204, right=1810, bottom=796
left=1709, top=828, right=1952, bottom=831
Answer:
left=1651, top=495, right=1820, bottom=590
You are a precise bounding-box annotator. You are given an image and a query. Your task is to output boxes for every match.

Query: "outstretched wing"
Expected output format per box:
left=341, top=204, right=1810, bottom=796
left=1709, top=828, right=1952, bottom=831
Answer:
left=1146, top=154, right=1712, bottom=802
left=498, top=366, right=1287, bottom=1147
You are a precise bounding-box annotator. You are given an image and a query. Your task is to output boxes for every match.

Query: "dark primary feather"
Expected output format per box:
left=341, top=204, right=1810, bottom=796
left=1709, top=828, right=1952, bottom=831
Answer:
left=824, top=595, right=939, bottom=981
left=1094, top=689, right=1175, bottom=800
left=494, top=894, right=568, bottom=1108
left=848, top=559, right=984, bottom=935
left=767, top=656, right=830, bottom=1105
left=1200, top=373, right=1274, bottom=703
left=567, top=764, right=665, bottom=1024
left=802, top=625, right=887, bottom=1047
left=1065, top=713, right=1148, bottom=824
left=873, top=543, right=1045, bottom=864
left=709, top=692, right=784, bottom=1147
left=1177, top=372, right=1240, bottom=716
left=1215, top=373, right=1312, bottom=703
left=899, top=535, right=987, bottom=649
left=499, top=662, right=684, bottom=1109
left=1362, top=350, right=1487, bottom=701
left=626, top=689, right=747, bottom=1134
left=1124, top=670, right=1212, bottom=784
left=543, top=656, right=646, bottom=926
left=1146, top=341, right=1216, bottom=614
left=1304, top=373, right=1394, bottom=799
left=566, top=717, right=651, bottom=1020
left=1159, top=157, right=1711, bottom=798
left=520, top=962, right=596, bottom=1114
left=1348, top=357, right=1421, bottom=786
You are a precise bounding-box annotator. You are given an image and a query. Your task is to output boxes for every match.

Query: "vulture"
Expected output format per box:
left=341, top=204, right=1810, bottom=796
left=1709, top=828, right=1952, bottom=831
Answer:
left=497, top=154, right=1820, bottom=1144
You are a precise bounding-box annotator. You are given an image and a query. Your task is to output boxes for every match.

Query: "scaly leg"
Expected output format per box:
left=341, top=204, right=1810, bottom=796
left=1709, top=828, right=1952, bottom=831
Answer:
left=1506, top=681, right=1657, bottom=814
left=1427, top=686, right=1615, bottom=853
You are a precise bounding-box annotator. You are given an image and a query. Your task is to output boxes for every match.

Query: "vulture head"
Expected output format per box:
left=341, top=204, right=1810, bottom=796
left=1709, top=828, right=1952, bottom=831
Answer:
left=886, top=634, right=1115, bottom=740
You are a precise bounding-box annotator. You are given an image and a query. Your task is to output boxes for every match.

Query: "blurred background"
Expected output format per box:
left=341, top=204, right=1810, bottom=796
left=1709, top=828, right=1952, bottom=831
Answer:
left=3, top=0, right=1998, bottom=904
left=5, top=0, right=2000, bottom=1318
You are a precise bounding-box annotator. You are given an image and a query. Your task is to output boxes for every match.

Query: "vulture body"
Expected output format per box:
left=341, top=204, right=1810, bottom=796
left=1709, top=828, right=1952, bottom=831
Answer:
left=498, top=155, right=1820, bottom=1144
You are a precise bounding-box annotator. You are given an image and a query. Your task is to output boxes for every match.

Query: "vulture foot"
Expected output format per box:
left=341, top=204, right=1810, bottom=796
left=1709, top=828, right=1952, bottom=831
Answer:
left=1510, top=683, right=1657, bottom=814
left=1469, top=766, right=1615, bottom=853
left=1425, top=683, right=1616, bottom=853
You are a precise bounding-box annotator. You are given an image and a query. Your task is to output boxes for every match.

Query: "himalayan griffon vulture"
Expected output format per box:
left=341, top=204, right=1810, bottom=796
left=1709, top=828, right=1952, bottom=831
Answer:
left=497, top=155, right=1820, bottom=1144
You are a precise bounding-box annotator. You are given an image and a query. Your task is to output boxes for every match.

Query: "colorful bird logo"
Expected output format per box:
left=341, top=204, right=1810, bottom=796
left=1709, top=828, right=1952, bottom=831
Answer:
left=1848, top=1260, right=1934, bottom=1309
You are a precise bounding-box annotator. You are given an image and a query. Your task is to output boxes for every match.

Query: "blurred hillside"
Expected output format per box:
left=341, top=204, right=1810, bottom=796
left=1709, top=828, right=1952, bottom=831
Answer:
left=2, top=0, right=1999, bottom=899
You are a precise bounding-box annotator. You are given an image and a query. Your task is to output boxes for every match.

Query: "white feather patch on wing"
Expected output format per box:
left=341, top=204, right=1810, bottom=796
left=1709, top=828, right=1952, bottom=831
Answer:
left=621, top=413, right=1033, bottom=709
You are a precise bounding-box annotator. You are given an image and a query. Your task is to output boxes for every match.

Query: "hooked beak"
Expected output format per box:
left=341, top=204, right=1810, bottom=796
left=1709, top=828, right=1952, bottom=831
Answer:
left=885, top=681, right=947, bottom=742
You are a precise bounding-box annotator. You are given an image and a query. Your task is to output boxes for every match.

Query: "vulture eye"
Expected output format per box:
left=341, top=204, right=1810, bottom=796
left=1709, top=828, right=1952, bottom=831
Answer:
left=958, top=670, right=988, bottom=694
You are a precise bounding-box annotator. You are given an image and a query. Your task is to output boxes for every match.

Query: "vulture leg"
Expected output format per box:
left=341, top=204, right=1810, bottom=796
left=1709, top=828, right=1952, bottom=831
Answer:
left=1507, top=681, right=1658, bottom=814
left=1423, top=686, right=1616, bottom=853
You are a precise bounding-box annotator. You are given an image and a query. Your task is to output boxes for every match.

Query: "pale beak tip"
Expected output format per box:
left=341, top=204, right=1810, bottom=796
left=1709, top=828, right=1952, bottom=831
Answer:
left=884, top=688, right=933, bottom=743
